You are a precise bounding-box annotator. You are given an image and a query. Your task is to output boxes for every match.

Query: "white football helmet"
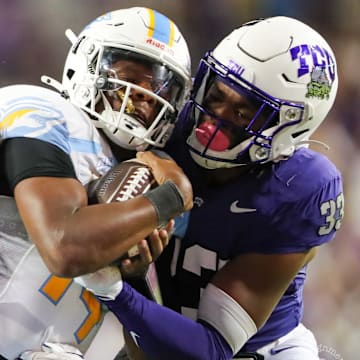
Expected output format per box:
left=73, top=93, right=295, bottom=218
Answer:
left=184, top=16, right=338, bottom=168
left=53, top=7, right=191, bottom=150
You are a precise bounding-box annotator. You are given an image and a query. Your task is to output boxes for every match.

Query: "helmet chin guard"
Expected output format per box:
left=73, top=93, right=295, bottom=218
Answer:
left=99, top=109, right=149, bottom=150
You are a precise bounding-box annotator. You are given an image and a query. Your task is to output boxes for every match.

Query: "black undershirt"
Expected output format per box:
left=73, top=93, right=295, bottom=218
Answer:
left=0, top=137, right=77, bottom=195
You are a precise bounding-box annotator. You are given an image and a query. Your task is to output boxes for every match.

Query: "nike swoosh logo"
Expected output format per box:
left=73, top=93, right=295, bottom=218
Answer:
left=230, top=201, right=257, bottom=213
left=270, top=346, right=298, bottom=355
left=129, top=330, right=141, bottom=348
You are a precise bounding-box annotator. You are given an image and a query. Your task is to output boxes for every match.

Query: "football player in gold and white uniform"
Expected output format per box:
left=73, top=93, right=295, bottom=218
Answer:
left=0, top=7, right=192, bottom=359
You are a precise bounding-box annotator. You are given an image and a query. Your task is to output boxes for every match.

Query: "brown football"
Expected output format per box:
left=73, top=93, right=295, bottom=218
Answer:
left=88, top=159, right=156, bottom=257
left=90, top=160, right=155, bottom=204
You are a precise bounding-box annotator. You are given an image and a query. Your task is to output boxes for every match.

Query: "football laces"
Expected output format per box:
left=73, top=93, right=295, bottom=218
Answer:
left=115, top=167, right=153, bottom=201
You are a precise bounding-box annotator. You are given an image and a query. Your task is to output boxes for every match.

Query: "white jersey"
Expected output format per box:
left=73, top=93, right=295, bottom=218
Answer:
left=0, top=85, right=117, bottom=359
left=0, top=84, right=115, bottom=185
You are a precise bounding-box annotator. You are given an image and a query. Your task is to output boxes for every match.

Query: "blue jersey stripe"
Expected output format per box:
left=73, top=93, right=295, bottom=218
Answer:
left=69, top=137, right=102, bottom=155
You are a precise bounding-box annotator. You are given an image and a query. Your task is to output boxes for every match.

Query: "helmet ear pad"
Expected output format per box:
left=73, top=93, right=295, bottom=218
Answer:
left=184, top=16, right=338, bottom=168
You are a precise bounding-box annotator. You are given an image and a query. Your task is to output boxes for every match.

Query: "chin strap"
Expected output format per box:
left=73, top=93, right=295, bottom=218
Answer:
left=65, top=28, right=78, bottom=44
left=41, top=75, right=69, bottom=99
left=272, top=138, right=330, bottom=164
left=297, top=139, right=330, bottom=151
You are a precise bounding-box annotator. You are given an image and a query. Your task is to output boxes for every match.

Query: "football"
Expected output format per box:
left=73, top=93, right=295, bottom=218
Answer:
left=88, top=159, right=156, bottom=257
left=89, top=159, right=155, bottom=204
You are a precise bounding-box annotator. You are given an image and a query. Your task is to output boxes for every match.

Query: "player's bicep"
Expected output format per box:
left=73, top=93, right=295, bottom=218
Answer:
left=210, top=249, right=316, bottom=328
left=14, top=176, right=88, bottom=274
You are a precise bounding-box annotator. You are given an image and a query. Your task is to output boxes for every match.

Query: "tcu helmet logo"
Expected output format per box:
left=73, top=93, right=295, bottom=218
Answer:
left=290, top=44, right=336, bottom=100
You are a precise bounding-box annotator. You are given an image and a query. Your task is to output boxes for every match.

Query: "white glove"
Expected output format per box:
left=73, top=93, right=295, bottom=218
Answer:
left=74, top=266, right=123, bottom=300
left=18, top=342, right=83, bottom=360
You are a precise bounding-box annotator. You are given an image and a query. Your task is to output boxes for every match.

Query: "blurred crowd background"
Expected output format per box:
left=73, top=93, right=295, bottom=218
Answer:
left=0, top=0, right=359, bottom=358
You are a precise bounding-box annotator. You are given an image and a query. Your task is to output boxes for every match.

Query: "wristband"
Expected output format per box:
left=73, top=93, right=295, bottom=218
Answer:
left=143, top=181, right=184, bottom=227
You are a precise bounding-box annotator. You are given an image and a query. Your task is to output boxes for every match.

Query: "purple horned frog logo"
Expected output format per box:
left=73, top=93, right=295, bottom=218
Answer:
left=290, top=44, right=336, bottom=100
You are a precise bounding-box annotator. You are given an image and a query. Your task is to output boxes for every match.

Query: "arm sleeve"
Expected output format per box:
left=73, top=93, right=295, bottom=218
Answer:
left=1, top=137, right=77, bottom=191
left=103, top=282, right=233, bottom=360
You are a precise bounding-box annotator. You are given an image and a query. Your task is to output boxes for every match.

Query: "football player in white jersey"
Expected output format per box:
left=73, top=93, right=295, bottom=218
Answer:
left=0, top=7, right=192, bottom=360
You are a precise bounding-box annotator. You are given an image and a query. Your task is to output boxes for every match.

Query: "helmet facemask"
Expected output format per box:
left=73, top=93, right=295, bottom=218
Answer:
left=186, top=55, right=305, bottom=169
left=72, top=46, right=185, bottom=150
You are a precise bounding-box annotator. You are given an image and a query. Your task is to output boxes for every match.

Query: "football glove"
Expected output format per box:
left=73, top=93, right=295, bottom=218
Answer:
left=18, top=342, right=83, bottom=360
left=74, top=266, right=123, bottom=300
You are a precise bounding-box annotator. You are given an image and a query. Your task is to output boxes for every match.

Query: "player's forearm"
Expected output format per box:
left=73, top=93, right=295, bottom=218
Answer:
left=16, top=175, right=184, bottom=277
left=103, top=282, right=234, bottom=360
left=44, top=196, right=158, bottom=277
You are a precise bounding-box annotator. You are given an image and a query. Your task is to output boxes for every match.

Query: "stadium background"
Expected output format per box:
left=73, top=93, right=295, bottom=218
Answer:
left=0, top=0, right=359, bottom=358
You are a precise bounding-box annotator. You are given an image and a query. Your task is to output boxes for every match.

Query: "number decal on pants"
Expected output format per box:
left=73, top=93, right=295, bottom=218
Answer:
left=39, top=274, right=101, bottom=343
